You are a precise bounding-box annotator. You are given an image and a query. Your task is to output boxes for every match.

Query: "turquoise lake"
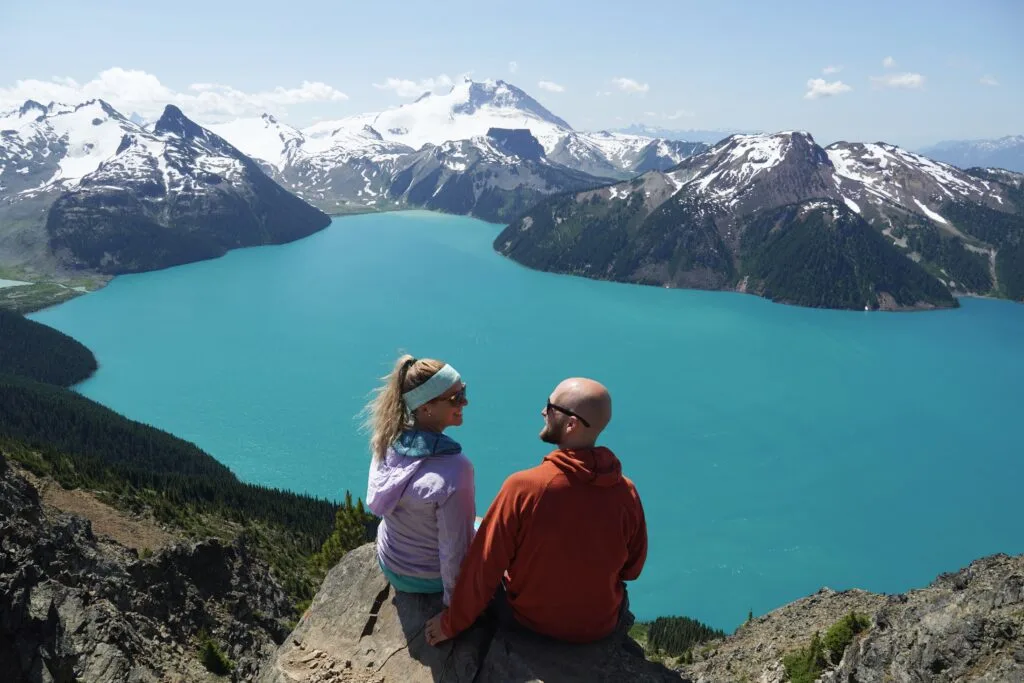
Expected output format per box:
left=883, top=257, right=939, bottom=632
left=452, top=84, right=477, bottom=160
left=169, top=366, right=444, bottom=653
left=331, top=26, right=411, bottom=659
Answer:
left=31, top=211, right=1024, bottom=631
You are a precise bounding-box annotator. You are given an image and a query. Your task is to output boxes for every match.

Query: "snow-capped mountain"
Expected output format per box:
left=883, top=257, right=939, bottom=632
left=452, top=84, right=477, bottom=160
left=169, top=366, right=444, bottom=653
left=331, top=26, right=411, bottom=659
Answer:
left=495, top=131, right=1024, bottom=310
left=825, top=141, right=1006, bottom=224
left=385, top=128, right=606, bottom=221
left=547, top=130, right=705, bottom=179
left=209, top=114, right=417, bottom=211
left=0, top=100, right=329, bottom=274
left=918, top=135, right=1024, bottom=173
left=205, top=79, right=704, bottom=212
left=614, top=123, right=754, bottom=144
left=207, top=113, right=306, bottom=172
left=371, top=79, right=571, bottom=152
left=0, top=100, right=141, bottom=200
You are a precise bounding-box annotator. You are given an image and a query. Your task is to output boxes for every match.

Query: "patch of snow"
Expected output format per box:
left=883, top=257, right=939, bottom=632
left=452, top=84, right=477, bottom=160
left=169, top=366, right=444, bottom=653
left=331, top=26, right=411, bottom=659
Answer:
left=666, top=170, right=686, bottom=193
left=608, top=185, right=629, bottom=200
left=0, top=278, right=31, bottom=289
left=208, top=115, right=302, bottom=170
left=43, top=101, right=138, bottom=185
left=826, top=147, right=897, bottom=203
left=913, top=197, right=949, bottom=225
left=677, top=133, right=797, bottom=203
left=842, top=196, right=861, bottom=214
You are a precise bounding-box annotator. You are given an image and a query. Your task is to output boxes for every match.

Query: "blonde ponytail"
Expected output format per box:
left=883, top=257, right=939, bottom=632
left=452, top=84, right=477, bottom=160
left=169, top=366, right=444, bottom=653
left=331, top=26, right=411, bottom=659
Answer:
left=365, top=354, right=444, bottom=461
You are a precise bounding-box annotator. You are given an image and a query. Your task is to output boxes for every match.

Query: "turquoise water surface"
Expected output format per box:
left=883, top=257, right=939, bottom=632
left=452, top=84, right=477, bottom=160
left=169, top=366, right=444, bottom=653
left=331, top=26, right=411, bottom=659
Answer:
left=31, top=211, right=1024, bottom=630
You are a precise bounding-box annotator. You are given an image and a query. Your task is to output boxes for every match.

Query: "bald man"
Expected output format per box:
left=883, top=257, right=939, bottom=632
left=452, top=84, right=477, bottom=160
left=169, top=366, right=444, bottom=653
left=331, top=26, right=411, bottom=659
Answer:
left=424, top=378, right=648, bottom=645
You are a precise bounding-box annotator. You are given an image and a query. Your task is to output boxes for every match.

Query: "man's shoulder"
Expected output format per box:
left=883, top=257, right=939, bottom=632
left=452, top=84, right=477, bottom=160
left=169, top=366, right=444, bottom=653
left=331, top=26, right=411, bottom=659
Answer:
left=499, top=461, right=559, bottom=496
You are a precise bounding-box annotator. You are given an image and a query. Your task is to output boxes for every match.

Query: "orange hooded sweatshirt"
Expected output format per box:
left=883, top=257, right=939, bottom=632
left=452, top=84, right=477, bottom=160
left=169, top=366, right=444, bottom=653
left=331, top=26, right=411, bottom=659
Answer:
left=439, top=447, right=647, bottom=643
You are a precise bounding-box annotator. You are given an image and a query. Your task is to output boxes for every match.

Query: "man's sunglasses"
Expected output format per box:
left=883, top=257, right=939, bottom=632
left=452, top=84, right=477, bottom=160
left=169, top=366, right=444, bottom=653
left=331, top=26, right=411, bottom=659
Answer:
left=546, top=400, right=591, bottom=428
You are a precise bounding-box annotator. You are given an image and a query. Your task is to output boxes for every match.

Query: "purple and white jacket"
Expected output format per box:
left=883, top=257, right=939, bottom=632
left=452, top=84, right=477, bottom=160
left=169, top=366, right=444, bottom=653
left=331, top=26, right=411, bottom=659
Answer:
left=366, top=430, right=475, bottom=604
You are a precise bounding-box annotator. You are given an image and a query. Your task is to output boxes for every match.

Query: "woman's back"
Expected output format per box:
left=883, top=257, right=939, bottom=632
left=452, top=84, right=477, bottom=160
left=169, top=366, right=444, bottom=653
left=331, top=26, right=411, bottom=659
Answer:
left=368, top=431, right=475, bottom=601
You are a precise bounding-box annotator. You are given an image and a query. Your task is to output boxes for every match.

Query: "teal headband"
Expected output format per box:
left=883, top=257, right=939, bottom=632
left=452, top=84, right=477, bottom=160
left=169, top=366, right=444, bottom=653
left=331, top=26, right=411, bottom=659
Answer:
left=403, top=364, right=461, bottom=411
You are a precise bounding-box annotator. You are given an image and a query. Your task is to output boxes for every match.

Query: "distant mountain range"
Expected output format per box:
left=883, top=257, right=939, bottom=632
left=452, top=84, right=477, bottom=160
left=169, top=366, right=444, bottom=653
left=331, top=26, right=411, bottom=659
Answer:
left=613, top=124, right=755, bottom=144
left=918, top=136, right=1024, bottom=173
left=0, top=79, right=708, bottom=282
left=206, top=79, right=706, bottom=218
left=0, top=100, right=329, bottom=276
left=496, top=132, right=1024, bottom=309
left=2, top=80, right=1021, bottom=311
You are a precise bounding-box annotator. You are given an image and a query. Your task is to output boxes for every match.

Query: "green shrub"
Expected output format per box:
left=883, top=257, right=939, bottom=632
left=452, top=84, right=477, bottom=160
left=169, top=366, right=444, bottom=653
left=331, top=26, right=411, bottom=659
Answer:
left=198, top=631, right=235, bottom=676
left=310, top=492, right=376, bottom=572
left=823, top=612, right=870, bottom=665
left=782, top=631, right=828, bottom=683
left=783, top=612, right=870, bottom=681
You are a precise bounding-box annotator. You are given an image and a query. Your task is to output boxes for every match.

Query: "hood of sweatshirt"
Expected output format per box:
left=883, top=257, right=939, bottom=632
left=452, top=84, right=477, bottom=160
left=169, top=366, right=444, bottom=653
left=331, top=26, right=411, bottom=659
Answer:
left=366, top=430, right=462, bottom=516
left=543, top=447, right=623, bottom=487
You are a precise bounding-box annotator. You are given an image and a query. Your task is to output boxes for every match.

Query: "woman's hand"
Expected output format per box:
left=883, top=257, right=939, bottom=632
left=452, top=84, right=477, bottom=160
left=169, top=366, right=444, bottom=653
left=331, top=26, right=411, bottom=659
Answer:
left=424, top=613, right=452, bottom=646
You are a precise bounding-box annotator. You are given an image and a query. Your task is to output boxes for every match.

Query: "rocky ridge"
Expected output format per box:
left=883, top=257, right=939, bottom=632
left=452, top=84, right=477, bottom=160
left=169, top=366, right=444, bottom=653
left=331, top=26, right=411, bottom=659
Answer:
left=681, top=554, right=1024, bottom=682
left=496, top=131, right=1024, bottom=309
left=4, top=448, right=1022, bottom=682
left=0, top=455, right=294, bottom=682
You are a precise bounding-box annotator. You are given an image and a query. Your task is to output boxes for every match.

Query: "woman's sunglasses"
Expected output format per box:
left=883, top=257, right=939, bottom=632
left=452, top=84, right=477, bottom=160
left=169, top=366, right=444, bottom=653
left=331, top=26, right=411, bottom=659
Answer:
left=441, top=385, right=467, bottom=406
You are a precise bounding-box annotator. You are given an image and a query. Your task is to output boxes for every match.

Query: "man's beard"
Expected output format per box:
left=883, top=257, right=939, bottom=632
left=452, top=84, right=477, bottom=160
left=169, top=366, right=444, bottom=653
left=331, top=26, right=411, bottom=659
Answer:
left=539, top=420, right=563, bottom=444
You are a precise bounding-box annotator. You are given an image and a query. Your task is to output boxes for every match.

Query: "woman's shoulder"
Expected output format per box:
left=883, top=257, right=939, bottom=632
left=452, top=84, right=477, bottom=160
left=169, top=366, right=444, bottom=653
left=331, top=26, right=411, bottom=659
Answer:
left=425, top=449, right=473, bottom=476
left=420, top=450, right=473, bottom=485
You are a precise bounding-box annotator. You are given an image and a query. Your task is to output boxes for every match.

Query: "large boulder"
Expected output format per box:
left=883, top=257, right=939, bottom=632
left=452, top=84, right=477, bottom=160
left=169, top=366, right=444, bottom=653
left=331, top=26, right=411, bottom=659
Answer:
left=259, top=543, right=682, bottom=683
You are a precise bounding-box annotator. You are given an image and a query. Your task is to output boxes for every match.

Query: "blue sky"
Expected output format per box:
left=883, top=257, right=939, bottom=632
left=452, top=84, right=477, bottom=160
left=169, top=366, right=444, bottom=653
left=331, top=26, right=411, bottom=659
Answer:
left=0, top=0, right=1020, bottom=148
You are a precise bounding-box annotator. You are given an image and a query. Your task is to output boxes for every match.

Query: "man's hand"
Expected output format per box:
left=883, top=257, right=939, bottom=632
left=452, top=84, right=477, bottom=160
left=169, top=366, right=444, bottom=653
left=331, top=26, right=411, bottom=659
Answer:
left=424, top=612, right=452, bottom=646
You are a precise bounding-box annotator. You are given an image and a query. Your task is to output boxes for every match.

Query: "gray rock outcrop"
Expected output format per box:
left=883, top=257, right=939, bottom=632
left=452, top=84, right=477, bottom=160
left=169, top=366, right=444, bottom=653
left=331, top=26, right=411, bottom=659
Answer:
left=258, top=543, right=681, bottom=683
left=0, top=455, right=294, bottom=682
left=825, top=554, right=1024, bottom=682
left=682, top=555, right=1024, bottom=683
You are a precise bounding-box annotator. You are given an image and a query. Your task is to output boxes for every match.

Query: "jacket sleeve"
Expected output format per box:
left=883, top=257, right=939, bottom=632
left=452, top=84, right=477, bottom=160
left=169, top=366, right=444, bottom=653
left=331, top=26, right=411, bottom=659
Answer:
left=439, top=474, right=523, bottom=638
left=620, top=484, right=648, bottom=582
left=436, top=456, right=476, bottom=605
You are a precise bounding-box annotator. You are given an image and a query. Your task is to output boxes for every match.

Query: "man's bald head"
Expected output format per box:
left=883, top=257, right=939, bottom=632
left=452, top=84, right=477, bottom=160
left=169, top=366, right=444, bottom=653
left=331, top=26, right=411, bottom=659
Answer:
left=541, top=377, right=612, bottom=448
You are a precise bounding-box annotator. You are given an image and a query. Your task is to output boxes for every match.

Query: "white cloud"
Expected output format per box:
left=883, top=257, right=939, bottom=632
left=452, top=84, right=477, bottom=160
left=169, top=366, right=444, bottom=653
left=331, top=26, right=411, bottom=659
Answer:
left=871, top=72, right=925, bottom=89
left=0, top=67, right=348, bottom=123
left=644, top=111, right=657, bottom=117
left=882, top=56, right=896, bottom=68
left=373, top=74, right=454, bottom=98
left=595, top=90, right=612, bottom=97
left=822, top=65, right=842, bottom=75
left=538, top=80, right=565, bottom=93
left=612, top=77, right=649, bottom=94
left=804, top=78, right=853, bottom=99
left=980, top=75, right=999, bottom=86
left=509, top=61, right=519, bottom=74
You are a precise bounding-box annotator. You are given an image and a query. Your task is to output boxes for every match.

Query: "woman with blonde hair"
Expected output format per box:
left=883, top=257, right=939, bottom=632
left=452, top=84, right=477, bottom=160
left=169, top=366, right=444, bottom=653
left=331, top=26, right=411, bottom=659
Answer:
left=365, top=354, right=475, bottom=604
